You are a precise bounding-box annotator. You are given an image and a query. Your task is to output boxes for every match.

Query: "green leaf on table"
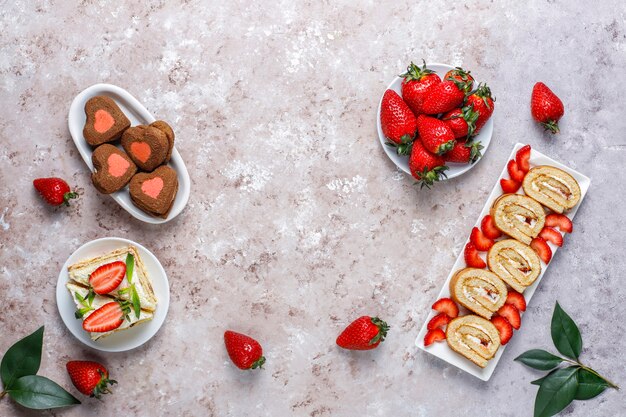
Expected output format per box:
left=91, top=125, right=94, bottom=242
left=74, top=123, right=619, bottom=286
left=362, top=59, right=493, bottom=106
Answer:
left=551, top=302, right=582, bottom=360
left=515, top=349, right=564, bottom=371
left=7, top=375, right=80, bottom=409
left=131, top=285, right=141, bottom=319
left=531, top=369, right=559, bottom=386
left=1, top=326, right=44, bottom=389
left=534, top=366, right=579, bottom=417
left=575, top=368, right=608, bottom=400
left=126, top=253, right=134, bottom=283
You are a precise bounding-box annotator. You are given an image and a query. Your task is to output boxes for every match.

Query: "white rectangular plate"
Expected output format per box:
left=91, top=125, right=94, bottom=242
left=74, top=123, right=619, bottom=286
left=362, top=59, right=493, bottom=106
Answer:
left=415, top=143, right=591, bottom=381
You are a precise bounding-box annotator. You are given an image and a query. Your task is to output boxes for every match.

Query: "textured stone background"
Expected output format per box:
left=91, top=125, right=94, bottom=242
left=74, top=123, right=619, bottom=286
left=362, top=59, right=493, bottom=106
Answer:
left=1, top=1, right=625, bottom=416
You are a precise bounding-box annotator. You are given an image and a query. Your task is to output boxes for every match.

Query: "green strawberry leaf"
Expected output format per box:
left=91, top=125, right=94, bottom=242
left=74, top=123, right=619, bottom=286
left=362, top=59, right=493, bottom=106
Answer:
left=1, top=326, right=44, bottom=390
left=131, top=285, right=141, bottom=319
left=515, top=349, right=564, bottom=371
left=7, top=375, right=80, bottom=409
left=125, top=253, right=134, bottom=284
left=575, top=368, right=608, bottom=400
left=534, top=366, right=578, bottom=417
left=551, top=302, right=582, bottom=360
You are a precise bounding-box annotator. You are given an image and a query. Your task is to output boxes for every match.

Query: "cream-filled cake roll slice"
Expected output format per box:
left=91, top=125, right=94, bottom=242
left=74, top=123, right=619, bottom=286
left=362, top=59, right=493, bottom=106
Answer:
left=491, top=194, right=546, bottom=245
left=450, top=268, right=508, bottom=319
left=522, top=166, right=581, bottom=214
left=488, top=239, right=542, bottom=293
left=446, top=315, right=501, bottom=368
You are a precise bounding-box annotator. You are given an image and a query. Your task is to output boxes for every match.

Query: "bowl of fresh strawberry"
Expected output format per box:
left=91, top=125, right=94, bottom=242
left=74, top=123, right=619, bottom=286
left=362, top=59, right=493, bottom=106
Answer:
left=377, top=61, right=495, bottom=188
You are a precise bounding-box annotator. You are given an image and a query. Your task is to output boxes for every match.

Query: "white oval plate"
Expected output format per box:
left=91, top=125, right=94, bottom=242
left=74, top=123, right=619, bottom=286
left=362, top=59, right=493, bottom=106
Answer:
left=56, top=237, right=170, bottom=352
left=376, top=63, right=494, bottom=180
left=68, top=83, right=190, bottom=224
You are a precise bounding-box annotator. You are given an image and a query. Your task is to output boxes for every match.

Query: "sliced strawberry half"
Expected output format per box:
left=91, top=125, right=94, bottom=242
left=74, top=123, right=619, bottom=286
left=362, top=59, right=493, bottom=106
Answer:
left=539, top=226, right=563, bottom=247
left=491, top=315, right=513, bottom=345
left=427, top=313, right=451, bottom=330
left=464, top=242, right=486, bottom=268
left=545, top=213, right=573, bottom=233
left=497, top=304, right=521, bottom=330
left=515, top=144, right=531, bottom=172
left=470, top=226, right=495, bottom=251
left=424, top=328, right=446, bottom=346
left=505, top=290, right=527, bottom=312
left=530, top=237, right=553, bottom=264
left=89, top=261, right=126, bottom=295
left=82, top=302, right=128, bottom=333
left=500, top=178, right=521, bottom=194
left=481, top=215, right=502, bottom=239
left=432, top=298, right=459, bottom=318
left=507, top=159, right=526, bottom=183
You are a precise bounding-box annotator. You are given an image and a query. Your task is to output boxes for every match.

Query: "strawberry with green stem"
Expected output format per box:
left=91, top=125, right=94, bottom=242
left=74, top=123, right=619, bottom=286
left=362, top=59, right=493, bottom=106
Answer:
left=531, top=82, right=564, bottom=133
left=336, top=316, right=389, bottom=350
left=465, top=83, right=495, bottom=134
left=442, top=105, right=479, bottom=139
left=33, top=177, right=78, bottom=206
left=66, top=361, right=117, bottom=398
left=400, top=60, right=441, bottom=115
left=380, top=89, right=418, bottom=155
left=444, top=67, right=475, bottom=92
left=224, top=331, right=266, bottom=370
left=408, top=140, right=448, bottom=189
left=416, top=114, right=456, bottom=155
left=445, top=140, right=483, bottom=164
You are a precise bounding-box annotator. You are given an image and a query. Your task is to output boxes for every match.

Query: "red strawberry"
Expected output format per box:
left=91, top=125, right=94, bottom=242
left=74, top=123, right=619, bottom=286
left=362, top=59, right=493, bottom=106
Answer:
left=442, top=106, right=479, bottom=139
left=424, top=328, right=446, bottom=346
left=427, top=313, right=451, bottom=330
left=417, top=114, right=456, bottom=155
left=444, top=67, right=474, bottom=92
left=530, top=237, right=553, bottom=264
left=432, top=298, right=459, bottom=318
left=464, top=242, right=486, bottom=268
left=497, top=304, right=521, bottom=330
left=33, top=177, right=78, bottom=206
left=66, top=360, right=116, bottom=398
left=470, top=227, right=495, bottom=251
left=380, top=90, right=417, bottom=155
left=531, top=82, right=564, bottom=134
left=444, top=140, right=483, bottom=164
left=224, top=330, right=266, bottom=369
left=400, top=61, right=441, bottom=115
left=465, top=83, right=495, bottom=134
left=88, top=261, right=126, bottom=295
left=545, top=213, right=573, bottom=233
left=539, top=226, right=563, bottom=247
left=505, top=290, right=527, bottom=312
left=481, top=215, right=502, bottom=239
left=408, top=140, right=448, bottom=188
left=82, top=302, right=129, bottom=333
left=336, top=316, right=389, bottom=351
left=515, top=145, right=531, bottom=172
left=507, top=159, right=526, bottom=183
left=500, top=178, right=521, bottom=193
left=491, top=316, right=513, bottom=345
left=421, top=81, right=466, bottom=115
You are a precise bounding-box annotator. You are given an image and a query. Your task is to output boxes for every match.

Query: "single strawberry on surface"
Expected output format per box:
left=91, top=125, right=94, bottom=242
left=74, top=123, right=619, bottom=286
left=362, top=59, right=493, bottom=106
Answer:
left=416, top=114, right=455, bottom=155
left=421, top=80, right=467, bottom=115
left=224, top=330, right=265, bottom=370
left=442, top=106, right=479, bottom=139
left=66, top=360, right=116, bottom=398
left=380, top=89, right=418, bottom=155
left=531, top=82, right=564, bottom=134
left=465, top=83, right=495, bottom=134
left=444, top=140, right=483, bottom=164
left=33, top=177, right=78, bottom=206
left=400, top=60, right=441, bottom=116
left=336, top=316, right=389, bottom=351
left=408, top=140, right=448, bottom=188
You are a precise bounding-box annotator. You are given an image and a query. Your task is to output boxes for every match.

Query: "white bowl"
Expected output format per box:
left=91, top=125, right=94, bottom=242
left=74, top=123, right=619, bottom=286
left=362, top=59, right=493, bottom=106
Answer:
left=376, top=63, right=494, bottom=180
left=56, top=237, right=170, bottom=352
left=68, top=83, right=190, bottom=224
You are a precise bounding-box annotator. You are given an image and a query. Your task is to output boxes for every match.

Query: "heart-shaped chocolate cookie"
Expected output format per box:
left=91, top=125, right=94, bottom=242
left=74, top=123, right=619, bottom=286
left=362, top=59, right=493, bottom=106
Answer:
left=91, top=144, right=137, bottom=194
left=129, top=165, right=178, bottom=218
left=150, top=120, right=175, bottom=162
left=121, top=125, right=169, bottom=171
left=83, top=96, right=131, bottom=146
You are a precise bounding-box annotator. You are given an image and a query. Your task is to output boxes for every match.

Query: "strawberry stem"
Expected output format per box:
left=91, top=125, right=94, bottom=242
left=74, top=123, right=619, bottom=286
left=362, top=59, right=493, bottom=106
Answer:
left=63, top=191, right=78, bottom=206
left=250, top=356, right=266, bottom=370
left=541, top=120, right=560, bottom=134
left=369, top=317, right=390, bottom=345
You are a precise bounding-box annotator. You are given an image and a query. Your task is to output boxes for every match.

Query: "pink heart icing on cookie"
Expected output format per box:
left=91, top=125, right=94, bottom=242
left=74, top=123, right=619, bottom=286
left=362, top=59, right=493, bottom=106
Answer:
left=107, top=153, right=130, bottom=177
left=94, top=109, right=115, bottom=133
left=141, top=177, right=164, bottom=199
left=130, top=142, right=152, bottom=163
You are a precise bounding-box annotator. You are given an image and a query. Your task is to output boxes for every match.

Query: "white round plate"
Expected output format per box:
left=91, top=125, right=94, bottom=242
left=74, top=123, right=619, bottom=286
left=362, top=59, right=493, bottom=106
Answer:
left=56, top=237, right=170, bottom=352
left=68, top=83, right=190, bottom=224
left=376, top=63, right=494, bottom=179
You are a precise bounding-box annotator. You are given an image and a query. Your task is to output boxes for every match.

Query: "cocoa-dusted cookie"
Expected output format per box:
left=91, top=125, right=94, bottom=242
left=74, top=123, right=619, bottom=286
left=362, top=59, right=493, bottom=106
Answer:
left=83, top=96, right=131, bottom=146
left=91, top=144, right=137, bottom=194
left=129, top=165, right=178, bottom=218
left=150, top=120, right=175, bottom=162
left=121, top=125, right=169, bottom=171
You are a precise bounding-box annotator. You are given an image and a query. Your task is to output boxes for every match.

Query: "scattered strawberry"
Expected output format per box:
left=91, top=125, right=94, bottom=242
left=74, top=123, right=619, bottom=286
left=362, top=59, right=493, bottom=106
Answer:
left=442, top=106, right=479, bottom=139
left=66, top=360, right=116, bottom=398
left=432, top=298, right=459, bottom=318
left=530, top=237, right=553, bottom=264
left=33, top=177, right=78, bottom=206
left=427, top=313, right=451, bottom=330
left=491, top=316, right=513, bottom=345
left=444, top=67, right=474, bottom=92
left=545, top=213, right=573, bottom=233
left=497, top=304, right=521, bottom=330
left=444, top=140, right=483, bottom=164
left=500, top=178, right=521, bottom=194
left=470, top=226, right=495, bottom=251
left=421, top=80, right=466, bottom=115
left=224, top=330, right=266, bottom=369
left=507, top=159, right=526, bottom=183
left=408, top=140, right=448, bottom=188
left=481, top=215, right=502, bottom=239
left=88, top=261, right=126, bottom=295
left=400, top=60, right=442, bottom=116
left=465, top=83, right=495, bottom=134
left=380, top=89, right=418, bottom=155
left=531, top=82, right=564, bottom=134
left=336, top=316, right=389, bottom=351
left=464, top=242, right=486, bottom=268
left=82, top=302, right=129, bottom=333
left=424, top=328, right=446, bottom=346
left=416, top=114, right=456, bottom=155
left=539, top=226, right=564, bottom=247
left=505, top=290, right=527, bottom=312
left=515, top=144, right=531, bottom=172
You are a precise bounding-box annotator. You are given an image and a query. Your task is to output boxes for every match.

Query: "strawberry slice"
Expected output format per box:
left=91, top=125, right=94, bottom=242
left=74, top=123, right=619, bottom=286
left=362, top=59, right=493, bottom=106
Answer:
left=545, top=213, right=573, bottom=233
left=539, top=226, right=563, bottom=247
left=432, top=298, right=459, bottom=318
left=500, top=178, right=521, bottom=194
left=505, top=290, right=527, bottom=312
left=464, top=242, right=486, bottom=268
left=427, top=313, right=451, bottom=330
left=82, top=302, right=127, bottom=333
left=530, top=237, right=552, bottom=264
left=507, top=159, right=526, bottom=183
left=491, top=316, right=513, bottom=345
left=424, top=328, right=446, bottom=346
left=470, top=226, right=495, bottom=251
left=481, top=215, right=502, bottom=239
left=497, top=304, right=521, bottom=330
left=515, top=144, right=531, bottom=172
left=89, top=261, right=126, bottom=295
